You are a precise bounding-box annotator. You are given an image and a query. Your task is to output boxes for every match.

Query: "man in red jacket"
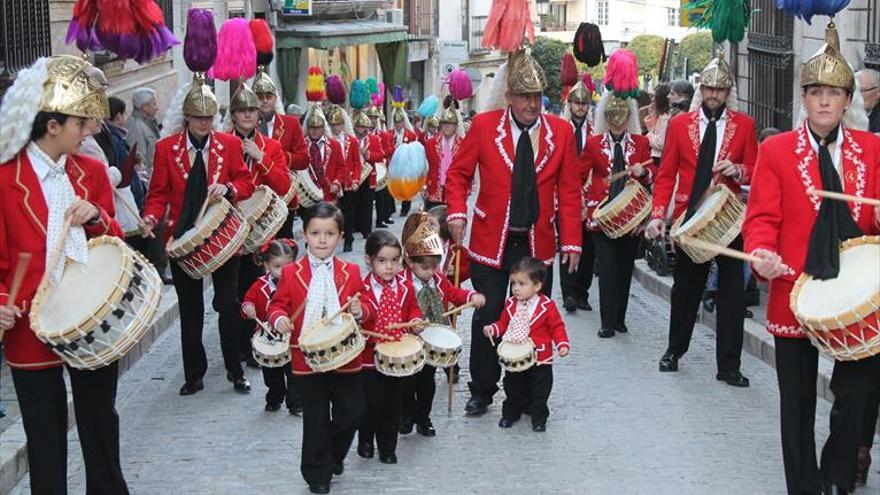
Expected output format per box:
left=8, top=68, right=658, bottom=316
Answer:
left=352, top=111, right=386, bottom=237
left=329, top=105, right=362, bottom=252
left=645, top=51, right=757, bottom=386
left=424, top=106, right=463, bottom=209
left=0, top=55, right=129, bottom=495
left=445, top=49, right=583, bottom=416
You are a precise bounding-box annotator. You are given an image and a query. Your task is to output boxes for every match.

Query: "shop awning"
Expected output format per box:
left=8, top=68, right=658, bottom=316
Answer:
left=275, top=20, right=407, bottom=49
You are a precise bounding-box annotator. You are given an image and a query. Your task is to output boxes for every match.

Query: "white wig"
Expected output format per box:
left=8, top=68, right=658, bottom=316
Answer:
left=689, top=83, right=740, bottom=113
left=795, top=75, right=869, bottom=132
left=0, top=57, right=50, bottom=163
left=161, top=82, right=223, bottom=137
left=483, top=61, right=509, bottom=112
left=592, top=92, right=641, bottom=136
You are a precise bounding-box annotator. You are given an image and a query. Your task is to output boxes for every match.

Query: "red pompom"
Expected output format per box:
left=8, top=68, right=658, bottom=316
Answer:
left=561, top=52, right=578, bottom=87
left=249, top=19, right=274, bottom=54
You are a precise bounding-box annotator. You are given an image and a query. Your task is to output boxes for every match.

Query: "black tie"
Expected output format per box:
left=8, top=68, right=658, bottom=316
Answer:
left=610, top=133, right=626, bottom=200
left=574, top=119, right=584, bottom=155
left=804, top=125, right=863, bottom=280
left=510, top=114, right=539, bottom=229
left=173, top=132, right=209, bottom=239
left=685, top=103, right=725, bottom=222
left=259, top=114, right=272, bottom=136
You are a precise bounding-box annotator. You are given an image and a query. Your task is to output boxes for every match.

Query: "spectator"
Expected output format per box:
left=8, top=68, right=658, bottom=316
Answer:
left=104, top=97, right=147, bottom=242
left=126, top=87, right=161, bottom=179
left=856, top=68, right=880, bottom=132
left=668, top=80, right=694, bottom=116
left=645, top=83, right=672, bottom=167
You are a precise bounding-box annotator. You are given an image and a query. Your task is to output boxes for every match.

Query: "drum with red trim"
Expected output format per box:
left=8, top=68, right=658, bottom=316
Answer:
left=166, top=198, right=250, bottom=279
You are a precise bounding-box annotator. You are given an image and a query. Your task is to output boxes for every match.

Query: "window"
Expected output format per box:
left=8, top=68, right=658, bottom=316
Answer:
left=1, top=0, right=51, bottom=76
left=549, top=4, right=567, bottom=29
left=597, top=0, right=609, bottom=25
left=667, top=8, right=678, bottom=26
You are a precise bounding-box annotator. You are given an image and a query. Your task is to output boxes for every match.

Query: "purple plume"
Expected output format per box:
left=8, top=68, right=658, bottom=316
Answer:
left=392, top=84, right=404, bottom=103
left=326, top=75, right=347, bottom=105
left=184, top=8, right=217, bottom=73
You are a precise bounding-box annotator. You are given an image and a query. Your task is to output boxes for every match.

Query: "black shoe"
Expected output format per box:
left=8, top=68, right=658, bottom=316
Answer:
left=716, top=370, right=750, bottom=388
left=233, top=376, right=251, bottom=393
left=343, top=240, right=353, bottom=253
left=332, top=462, right=344, bottom=475
left=309, top=484, right=330, bottom=494
left=384, top=217, right=395, bottom=224
left=379, top=453, right=397, bottom=464
left=416, top=419, right=436, bottom=437
left=576, top=298, right=593, bottom=311
left=357, top=442, right=374, bottom=459
left=265, top=403, right=281, bottom=412
left=162, top=276, right=174, bottom=286
left=532, top=423, right=546, bottom=432
left=288, top=404, right=303, bottom=416
left=616, top=324, right=628, bottom=334
left=399, top=416, right=415, bottom=435
left=179, top=379, right=204, bottom=396
left=744, top=308, right=753, bottom=318
left=464, top=397, right=488, bottom=416
left=563, top=296, right=578, bottom=313
left=659, top=352, right=679, bottom=372
left=376, top=222, right=388, bottom=229
left=822, top=482, right=850, bottom=495
left=498, top=417, right=514, bottom=428
left=597, top=328, right=615, bottom=338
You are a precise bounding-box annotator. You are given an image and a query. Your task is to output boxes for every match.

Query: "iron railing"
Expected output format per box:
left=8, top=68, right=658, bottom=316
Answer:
left=740, top=0, right=794, bottom=131
left=866, top=0, right=879, bottom=68
left=156, top=0, right=174, bottom=29
left=470, top=15, right=488, bottom=54
left=405, top=0, right=437, bottom=39
left=0, top=0, right=51, bottom=76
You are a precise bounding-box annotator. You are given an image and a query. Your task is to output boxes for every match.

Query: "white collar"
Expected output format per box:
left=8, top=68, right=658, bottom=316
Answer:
left=699, top=108, right=728, bottom=124
left=309, top=136, right=326, bottom=146
left=27, top=142, right=67, bottom=179
left=187, top=133, right=211, bottom=152
left=515, top=295, right=541, bottom=316
left=371, top=273, right=398, bottom=291
left=411, top=272, right=435, bottom=292
left=307, top=252, right=334, bottom=269
left=508, top=108, right=541, bottom=132
left=806, top=124, right=844, bottom=170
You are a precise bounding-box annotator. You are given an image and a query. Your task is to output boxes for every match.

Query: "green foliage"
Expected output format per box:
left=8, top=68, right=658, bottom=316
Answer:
left=627, top=34, right=666, bottom=78
left=530, top=37, right=569, bottom=106
left=675, top=31, right=713, bottom=78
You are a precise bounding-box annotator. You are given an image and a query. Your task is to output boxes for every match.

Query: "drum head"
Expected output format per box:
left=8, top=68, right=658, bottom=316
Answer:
left=377, top=334, right=422, bottom=357
left=36, top=242, right=125, bottom=334
left=376, top=163, right=387, bottom=182
left=421, top=325, right=462, bottom=348
left=796, top=242, right=880, bottom=320
left=675, top=188, right=724, bottom=233
left=168, top=200, right=225, bottom=248
left=238, top=186, right=269, bottom=217
left=300, top=316, right=347, bottom=346
left=498, top=339, right=533, bottom=358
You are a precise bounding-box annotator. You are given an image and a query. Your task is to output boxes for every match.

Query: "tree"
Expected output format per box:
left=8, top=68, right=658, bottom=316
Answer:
left=627, top=34, right=665, bottom=78
left=530, top=37, right=569, bottom=107
left=675, top=31, right=712, bottom=78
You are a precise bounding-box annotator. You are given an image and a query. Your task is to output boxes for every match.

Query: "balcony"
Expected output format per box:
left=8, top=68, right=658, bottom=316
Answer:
left=405, top=0, right=437, bottom=40
left=0, top=0, right=51, bottom=77
left=280, top=0, right=388, bottom=21
left=470, top=15, right=488, bottom=54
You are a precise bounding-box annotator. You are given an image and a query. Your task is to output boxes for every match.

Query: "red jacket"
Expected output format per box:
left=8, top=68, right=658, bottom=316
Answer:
left=358, top=133, right=386, bottom=189
left=143, top=130, right=255, bottom=242
left=441, top=240, right=471, bottom=284
left=358, top=272, right=424, bottom=368
left=0, top=151, right=123, bottom=369
left=247, top=133, right=291, bottom=197
left=269, top=113, right=309, bottom=172
left=651, top=109, right=757, bottom=220
left=267, top=256, right=372, bottom=375
left=743, top=123, right=880, bottom=338
left=425, top=134, right=462, bottom=204
left=386, top=128, right=418, bottom=160
left=401, top=267, right=477, bottom=311
left=583, top=132, right=654, bottom=231
left=445, top=109, right=583, bottom=268
left=335, top=134, right=361, bottom=191
left=305, top=137, right=346, bottom=201
left=486, top=295, right=571, bottom=363
left=241, top=274, right=276, bottom=323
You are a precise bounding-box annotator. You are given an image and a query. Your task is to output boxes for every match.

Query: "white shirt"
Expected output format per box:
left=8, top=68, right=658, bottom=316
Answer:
left=411, top=272, right=435, bottom=293
left=698, top=108, right=728, bottom=164
left=806, top=125, right=844, bottom=178
left=308, top=137, right=326, bottom=162
left=571, top=118, right=590, bottom=151
left=27, top=142, right=67, bottom=203
left=370, top=274, right=398, bottom=303
left=509, top=110, right=541, bottom=154
left=186, top=133, right=211, bottom=167
left=518, top=295, right=540, bottom=319
left=264, top=114, right=275, bottom=138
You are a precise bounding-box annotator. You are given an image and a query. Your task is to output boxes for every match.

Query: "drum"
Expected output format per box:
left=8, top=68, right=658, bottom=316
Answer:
left=791, top=236, right=880, bottom=361
left=252, top=327, right=291, bottom=368
left=281, top=170, right=297, bottom=206
left=166, top=198, right=250, bottom=280
left=375, top=162, right=388, bottom=191
left=374, top=334, right=425, bottom=377
left=294, top=169, right=324, bottom=207
left=358, top=161, right=372, bottom=187
left=298, top=313, right=364, bottom=372
left=419, top=325, right=462, bottom=368
left=237, top=185, right=288, bottom=253
left=593, top=181, right=652, bottom=238
left=670, top=185, right=745, bottom=264
left=30, top=236, right=163, bottom=370
left=497, top=339, right=536, bottom=373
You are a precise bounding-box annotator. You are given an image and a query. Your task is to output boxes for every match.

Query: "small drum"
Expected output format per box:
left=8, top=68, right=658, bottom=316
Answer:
left=497, top=339, right=536, bottom=373
left=298, top=314, right=364, bottom=372
left=374, top=334, right=425, bottom=377
left=252, top=327, right=291, bottom=368
left=593, top=181, right=652, bottom=238
left=237, top=185, right=288, bottom=253
left=166, top=198, right=250, bottom=280
left=358, top=161, right=372, bottom=187
left=30, top=236, right=163, bottom=370
left=670, top=185, right=745, bottom=264
left=375, top=162, right=388, bottom=191
left=419, top=325, right=462, bottom=368
left=294, top=169, right=324, bottom=207
left=281, top=170, right=297, bottom=206
left=791, top=236, right=880, bottom=361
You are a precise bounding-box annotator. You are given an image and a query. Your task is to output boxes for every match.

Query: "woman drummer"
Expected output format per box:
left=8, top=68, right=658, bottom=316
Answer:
left=743, top=21, right=880, bottom=494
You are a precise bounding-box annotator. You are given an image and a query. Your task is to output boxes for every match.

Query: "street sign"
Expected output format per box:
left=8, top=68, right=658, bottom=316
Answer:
left=438, top=40, right=468, bottom=65
left=283, top=0, right=312, bottom=16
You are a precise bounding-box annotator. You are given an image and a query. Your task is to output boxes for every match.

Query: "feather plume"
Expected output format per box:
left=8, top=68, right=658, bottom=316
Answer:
left=603, top=49, right=639, bottom=99
left=183, top=8, right=217, bottom=73
left=417, top=95, right=439, bottom=117
left=685, top=0, right=753, bottom=42
left=67, top=0, right=178, bottom=62
left=482, top=0, right=535, bottom=52
left=366, top=77, right=379, bottom=96
left=582, top=72, right=596, bottom=93
left=391, top=85, right=406, bottom=109
left=775, top=0, right=850, bottom=24
left=305, top=66, right=326, bottom=102
left=387, top=142, right=429, bottom=201
left=249, top=19, right=274, bottom=66
left=326, top=75, right=347, bottom=105
left=349, top=80, right=370, bottom=110
left=448, top=69, right=473, bottom=101
left=207, top=18, right=256, bottom=81
left=0, top=58, right=50, bottom=162
left=561, top=53, right=578, bottom=87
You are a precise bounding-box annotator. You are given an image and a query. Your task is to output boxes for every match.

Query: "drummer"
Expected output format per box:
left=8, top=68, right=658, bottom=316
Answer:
left=140, top=70, right=255, bottom=396
left=351, top=111, right=386, bottom=238
left=398, top=213, right=486, bottom=438
left=583, top=91, right=653, bottom=338
left=303, top=104, right=346, bottom=207
left=424, top=105, right=464, bottom=210
left=327, top=104, right=362, bottom=253
left=644, top=50, right=757, bottom=386
left=0, top=55, right=129, bottom=494
left=743, top=21, right=880, bottom=494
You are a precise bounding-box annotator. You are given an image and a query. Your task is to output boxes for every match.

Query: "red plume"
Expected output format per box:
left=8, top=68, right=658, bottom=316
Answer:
left=249, top=19, right=274, bottom=66
left=561, top=52, right=578, bottom=87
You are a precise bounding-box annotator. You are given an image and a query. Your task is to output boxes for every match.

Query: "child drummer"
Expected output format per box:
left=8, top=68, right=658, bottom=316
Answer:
left=399, top=213, right=485, bottom=437
left=269, top=203, right=370, bottom=495
left=483, top=257, right=570, bottom=432
left=357, top=230, right=425, bottom=464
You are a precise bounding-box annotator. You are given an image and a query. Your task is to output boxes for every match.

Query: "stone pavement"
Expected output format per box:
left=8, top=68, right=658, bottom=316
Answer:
left=10, top=216, right=879, bottom=495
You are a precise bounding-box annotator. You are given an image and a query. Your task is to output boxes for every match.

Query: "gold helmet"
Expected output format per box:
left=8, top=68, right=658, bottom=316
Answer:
left=252, top=67, right=277, bottom=95
left=801, top=21, right=854, bottom=92
left=507, top=49, right=546, bottom=94
left=392, top=107, right=405, bottom=123
left=439, top=106, right=459, bottom=125
left=568, top=80, right=592, bottom=105
left=353, top=111, right=372, bottom=129
left=327, top=105, right=346, bottom=126
left=229, top=83, right=259, bottom=113
left=40, top=55, right=109, bottom=119
left=700, top=49, right=733, bottom=89
left=424, top=115, right=439, bottom=129
left=305, top=104, right=327, bottom=128
left=403, top=212, right=444, bottom=258
left=365, top=105, right=381, bottom=118
left=183, top=74, right=218, bottom=117
left=604, top=95, right=630, bottom=129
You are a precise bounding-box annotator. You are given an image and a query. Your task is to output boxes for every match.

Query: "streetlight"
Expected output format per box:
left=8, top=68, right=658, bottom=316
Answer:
left=536, top=0, right=550, bottom=32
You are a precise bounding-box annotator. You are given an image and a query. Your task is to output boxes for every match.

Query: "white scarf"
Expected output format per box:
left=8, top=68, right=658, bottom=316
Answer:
left=503, top=296, right=538, bottom=344
left=28, top=143, right=89, bottom=283
left=302, top=252, right=341, bottom=332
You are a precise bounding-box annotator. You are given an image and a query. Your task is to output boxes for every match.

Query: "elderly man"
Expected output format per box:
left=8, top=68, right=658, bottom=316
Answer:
left=126, top=87, right=161, bottom=177
left=856, top=68, right=880, bottom=133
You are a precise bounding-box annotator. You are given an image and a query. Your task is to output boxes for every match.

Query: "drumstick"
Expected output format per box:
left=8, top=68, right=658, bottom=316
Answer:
left=449, top=247, right=462, bottom=418
left=808, top=188, right=880, bottom=207
left=487, top=331, right=495, bottom=347
left=441, top=301, right=476, bottom=318
left=360, top=330, right=397, bottom=341
left=604, top=159, right=654, bottom=184
left=385, top=319, right=428, bottom=331
left=536, top=352, right=560, bottom=366
left=0, top=253, right=33, bottom=342
left=114, top=191, right=154, bottom=238
left=324, top=295, right=358, bottom=324
left=677, top=236, right=761, bottom=263
left=194, top=195, right=212, bottom=226
left=38, top=217, right=73, bottom=290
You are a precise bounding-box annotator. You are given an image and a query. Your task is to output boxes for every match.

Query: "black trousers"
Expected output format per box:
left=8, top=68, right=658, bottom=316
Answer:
left=359, top=369, right=403, bottom=455
left=262, top=364, right=301, bottom=408
left=11, top=364, right=129, bottom=495
left=402, top=364, right=436, bottom=423
left=595, top=233, right=639, bottom=331
left=502, top=364, right=553, bottom=426
left=146, top=220, right=169, bottom=277
left=353, top=182, right=374, bottom=237
left=297, top=372, right=364, bottom=486
left=423, top=199, right=444, bottom=212
left=863, top=388, right=879, bottom=448
left=171, top=256, right=244, bottom=383
left=375, top=188, right=395, bottom=224
left=340, top=191, right=357, bottom=243
left=775, top=337, right=822, bottom=495
left=469, top=234, right=553, bottom=402
left=666, top=236, right=744, bottom=373
left=400, top=200, right=411, bottom=217
left=821, top=354, right=880, bottom=490
left=238, top=254, right=264, bottom=361
left=560, top=223, right=595, bottom=303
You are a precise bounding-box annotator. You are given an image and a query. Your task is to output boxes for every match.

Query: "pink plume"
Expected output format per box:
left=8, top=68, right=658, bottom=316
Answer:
left=603, top=49, right=639, bottom=97
left=448, top=69, right=473, bottom=101
left=582, top=72, right=596, bottom=93
left=207, top=18, right=256, bottom=81
left=377, top=82, right=386, bottom=106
